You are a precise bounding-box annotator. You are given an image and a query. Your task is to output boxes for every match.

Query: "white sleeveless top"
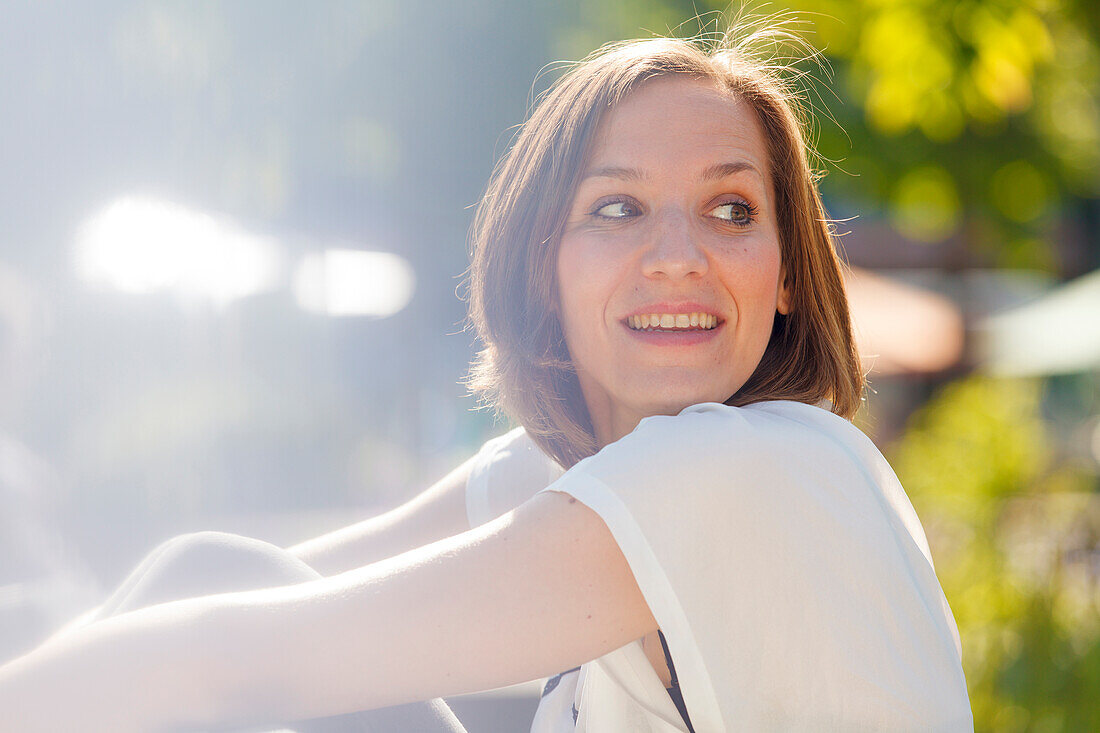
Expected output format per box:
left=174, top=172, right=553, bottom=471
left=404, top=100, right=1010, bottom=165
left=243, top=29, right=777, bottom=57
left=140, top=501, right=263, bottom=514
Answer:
left=465, top=401, right=974, bottom=732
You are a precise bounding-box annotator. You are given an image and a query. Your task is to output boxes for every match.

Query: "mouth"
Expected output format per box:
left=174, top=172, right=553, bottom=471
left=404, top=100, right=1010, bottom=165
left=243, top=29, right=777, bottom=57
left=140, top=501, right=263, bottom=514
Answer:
left=625, top=312, right=720, bottom=331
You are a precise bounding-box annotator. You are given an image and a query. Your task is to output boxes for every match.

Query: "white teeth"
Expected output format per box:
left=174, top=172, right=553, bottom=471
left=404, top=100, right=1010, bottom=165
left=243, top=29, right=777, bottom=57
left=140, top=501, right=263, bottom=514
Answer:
left=627, top=312, right=719, bottom=331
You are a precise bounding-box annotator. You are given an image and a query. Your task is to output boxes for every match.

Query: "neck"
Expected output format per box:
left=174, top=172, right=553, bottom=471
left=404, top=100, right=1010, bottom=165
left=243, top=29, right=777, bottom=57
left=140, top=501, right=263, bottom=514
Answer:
left=576, top=378, right=636, bottom=449
left=583, top=388, right=676, bottom=449
left=594, top=410, right=643, bottom=448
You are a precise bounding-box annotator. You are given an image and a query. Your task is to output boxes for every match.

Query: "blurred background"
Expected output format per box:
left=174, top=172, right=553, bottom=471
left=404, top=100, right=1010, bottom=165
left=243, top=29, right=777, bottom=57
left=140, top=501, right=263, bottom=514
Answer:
left=0, top=0, right=1097, bottom=730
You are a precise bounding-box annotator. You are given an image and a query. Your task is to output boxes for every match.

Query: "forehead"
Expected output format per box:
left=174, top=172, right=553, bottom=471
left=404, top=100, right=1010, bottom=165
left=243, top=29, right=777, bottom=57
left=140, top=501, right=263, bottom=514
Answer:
left=586, top=76, right=769, bottom=182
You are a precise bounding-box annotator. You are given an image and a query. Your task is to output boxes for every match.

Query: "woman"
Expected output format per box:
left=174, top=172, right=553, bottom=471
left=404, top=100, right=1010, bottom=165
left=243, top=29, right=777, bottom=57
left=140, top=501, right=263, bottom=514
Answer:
left=0, top=24, right=974, bottom=733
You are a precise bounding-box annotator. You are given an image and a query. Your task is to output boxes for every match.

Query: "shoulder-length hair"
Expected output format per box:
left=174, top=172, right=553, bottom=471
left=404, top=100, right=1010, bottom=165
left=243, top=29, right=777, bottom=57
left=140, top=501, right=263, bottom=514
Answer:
left=467, top=23, right=864, bottom=469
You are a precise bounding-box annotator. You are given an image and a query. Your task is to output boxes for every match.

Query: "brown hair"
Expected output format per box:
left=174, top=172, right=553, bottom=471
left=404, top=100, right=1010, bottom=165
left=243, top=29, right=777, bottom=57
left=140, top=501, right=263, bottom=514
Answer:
left=467, top=22, right=863, bottom=469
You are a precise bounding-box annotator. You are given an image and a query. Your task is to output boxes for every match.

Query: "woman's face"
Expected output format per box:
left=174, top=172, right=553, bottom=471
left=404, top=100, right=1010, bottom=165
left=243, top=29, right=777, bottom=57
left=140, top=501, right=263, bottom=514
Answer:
left=556, top=76, right=790, bottom=445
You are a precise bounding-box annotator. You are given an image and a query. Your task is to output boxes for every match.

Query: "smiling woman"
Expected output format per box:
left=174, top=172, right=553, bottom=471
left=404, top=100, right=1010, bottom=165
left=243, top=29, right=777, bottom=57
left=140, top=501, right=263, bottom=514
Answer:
left=555, top=78, right=792, bottom=446
left=461, top=30, right=971, bottom=730
left=0, top=14, right=973, bottom=733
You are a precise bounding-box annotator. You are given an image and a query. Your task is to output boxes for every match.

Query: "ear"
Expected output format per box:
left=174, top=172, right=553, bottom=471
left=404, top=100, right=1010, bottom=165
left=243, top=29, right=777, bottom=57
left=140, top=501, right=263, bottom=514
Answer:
left=776, top=269, right=792, bottom=315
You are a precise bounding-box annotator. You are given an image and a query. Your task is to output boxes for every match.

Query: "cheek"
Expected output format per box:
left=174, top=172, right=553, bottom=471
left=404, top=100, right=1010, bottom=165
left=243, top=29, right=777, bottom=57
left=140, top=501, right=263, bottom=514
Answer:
left=554, top=241, right=593, bottom=361
left=555, top=237, right=610, bottom=335
left=719, top=244, right=783, bottom=305
left=555, top=240, right=583, bottom=327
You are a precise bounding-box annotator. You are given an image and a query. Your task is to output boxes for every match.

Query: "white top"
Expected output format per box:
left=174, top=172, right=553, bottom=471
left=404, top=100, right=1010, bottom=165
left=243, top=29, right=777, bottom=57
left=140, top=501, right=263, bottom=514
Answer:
left=465, top=401, right=974, bottom=732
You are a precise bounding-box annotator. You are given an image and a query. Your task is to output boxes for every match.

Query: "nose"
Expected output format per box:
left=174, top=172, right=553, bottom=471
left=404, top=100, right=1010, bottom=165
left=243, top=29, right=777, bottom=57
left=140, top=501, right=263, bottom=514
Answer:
left=640, top=206, right=709, bottom=279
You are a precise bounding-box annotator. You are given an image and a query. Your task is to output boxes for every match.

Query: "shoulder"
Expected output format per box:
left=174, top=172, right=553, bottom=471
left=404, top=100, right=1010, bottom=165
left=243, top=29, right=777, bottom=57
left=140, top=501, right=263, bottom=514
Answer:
left=470, top=426, right=560, bottom=478
left=556, top=400, right=892, bottom=514
left=473, top=425, right=529, bottom=459
left=602, top=400, right=867, bottom=466
left=467, top=426, right=564, bottom=528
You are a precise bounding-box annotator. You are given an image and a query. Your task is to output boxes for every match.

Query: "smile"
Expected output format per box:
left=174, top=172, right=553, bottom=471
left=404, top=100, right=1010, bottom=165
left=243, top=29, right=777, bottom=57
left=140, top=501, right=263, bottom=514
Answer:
left=626, top=312, right=719, bottom=331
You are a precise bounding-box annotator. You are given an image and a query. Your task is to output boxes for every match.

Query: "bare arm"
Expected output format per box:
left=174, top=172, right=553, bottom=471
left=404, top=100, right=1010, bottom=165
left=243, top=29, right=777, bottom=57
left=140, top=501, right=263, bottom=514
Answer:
left=0, top=489, right=656, bottom=732
left=43, top=453, right=478, bottom=649
left=288, top=455, right=476, bottom=575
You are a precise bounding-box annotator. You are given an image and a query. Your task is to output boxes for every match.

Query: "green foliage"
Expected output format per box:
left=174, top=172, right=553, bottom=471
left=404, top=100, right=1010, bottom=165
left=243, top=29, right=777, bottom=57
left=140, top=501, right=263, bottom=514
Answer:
left=891, top=376, right=1099, bottom=731
left=551, top=0, right=1100, bottom=267
left=796, top=0, right=1099, bottom=265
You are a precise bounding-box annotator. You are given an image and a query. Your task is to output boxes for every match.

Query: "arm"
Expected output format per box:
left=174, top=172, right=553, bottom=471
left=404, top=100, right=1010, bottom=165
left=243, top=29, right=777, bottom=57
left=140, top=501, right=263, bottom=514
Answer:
left=0, top=489, right=657, bottom=732
left=288, top=454, right=476, bottom=575
left=42, top=453, right=478, bottom=649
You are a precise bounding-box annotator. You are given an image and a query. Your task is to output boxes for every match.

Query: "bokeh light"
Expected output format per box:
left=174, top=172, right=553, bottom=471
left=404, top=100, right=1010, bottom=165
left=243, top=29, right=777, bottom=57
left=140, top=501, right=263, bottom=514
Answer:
left=888, top=165, right=961, bottom=242
left=990, top=160, right=1052, bottom=224
left=74, top=196, right=282, bottom=306
left=292, top=249, right=415, bottom=318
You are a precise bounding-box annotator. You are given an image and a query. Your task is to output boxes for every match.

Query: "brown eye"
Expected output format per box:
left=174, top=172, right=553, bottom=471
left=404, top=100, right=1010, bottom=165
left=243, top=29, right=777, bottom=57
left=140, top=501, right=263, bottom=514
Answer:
left=594, top=200, right=640, bottom=219
left=707, top=201, right=756, bottom=226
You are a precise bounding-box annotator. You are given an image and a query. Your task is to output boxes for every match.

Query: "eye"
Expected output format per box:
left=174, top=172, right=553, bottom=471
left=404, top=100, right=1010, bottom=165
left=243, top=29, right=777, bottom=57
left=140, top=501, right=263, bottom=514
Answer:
left=592, top=199, right=641, bottom=219
left=706, top=200, right=757, bottom=227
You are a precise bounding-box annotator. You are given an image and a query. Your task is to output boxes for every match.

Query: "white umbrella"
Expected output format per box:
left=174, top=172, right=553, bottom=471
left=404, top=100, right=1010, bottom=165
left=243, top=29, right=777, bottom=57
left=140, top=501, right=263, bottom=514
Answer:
left=975, top=268, right=1100, bottom=376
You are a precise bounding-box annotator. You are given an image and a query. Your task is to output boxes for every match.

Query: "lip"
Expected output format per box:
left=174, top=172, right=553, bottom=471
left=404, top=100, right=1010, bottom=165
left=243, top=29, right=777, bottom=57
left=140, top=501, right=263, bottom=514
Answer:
left=619, top=301, right=726, bottom=347
left=620, top=302, right=725, bottom=338
left=621, top=318, right=724, bottom=347
left=623, top=302, right=722, bottom=319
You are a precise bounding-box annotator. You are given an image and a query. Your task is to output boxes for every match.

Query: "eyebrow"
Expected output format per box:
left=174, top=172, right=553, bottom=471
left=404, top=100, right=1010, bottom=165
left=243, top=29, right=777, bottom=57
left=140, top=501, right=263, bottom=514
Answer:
left=581, top=160, right=764, bottom=183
